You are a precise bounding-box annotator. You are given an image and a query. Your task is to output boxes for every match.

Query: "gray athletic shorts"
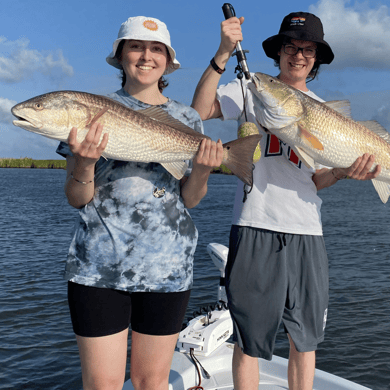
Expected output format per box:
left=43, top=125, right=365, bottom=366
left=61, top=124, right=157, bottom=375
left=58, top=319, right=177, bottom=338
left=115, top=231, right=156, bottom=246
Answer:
left=226, top=225, right=329, bottom=360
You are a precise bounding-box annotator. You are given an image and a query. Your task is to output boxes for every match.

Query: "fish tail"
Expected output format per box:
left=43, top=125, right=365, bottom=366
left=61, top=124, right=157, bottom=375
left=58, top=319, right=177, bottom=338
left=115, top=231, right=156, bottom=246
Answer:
left=222, top=134, right=262, bottom=186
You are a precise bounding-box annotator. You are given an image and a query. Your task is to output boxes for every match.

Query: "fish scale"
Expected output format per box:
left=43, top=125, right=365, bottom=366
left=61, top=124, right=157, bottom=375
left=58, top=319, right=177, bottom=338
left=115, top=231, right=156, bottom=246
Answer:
left=250, top=72, right=390, bottom=203
left=72, top=93, right=199, bottom=162
left=11, top=90, right=262, bottom=186
left=300, top=99, right=390, bottom=170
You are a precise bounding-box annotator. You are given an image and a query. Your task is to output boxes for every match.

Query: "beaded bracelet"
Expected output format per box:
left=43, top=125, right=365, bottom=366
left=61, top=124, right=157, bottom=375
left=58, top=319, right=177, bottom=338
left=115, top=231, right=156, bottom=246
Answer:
left=71, top=171, right=94, bottom=185
left=210, top=57, right=225, bottom=74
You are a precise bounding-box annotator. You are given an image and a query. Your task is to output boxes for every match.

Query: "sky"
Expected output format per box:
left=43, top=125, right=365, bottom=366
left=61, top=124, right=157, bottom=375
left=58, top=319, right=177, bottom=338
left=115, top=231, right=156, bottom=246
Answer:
left=1, top=0, right=390, bottom=159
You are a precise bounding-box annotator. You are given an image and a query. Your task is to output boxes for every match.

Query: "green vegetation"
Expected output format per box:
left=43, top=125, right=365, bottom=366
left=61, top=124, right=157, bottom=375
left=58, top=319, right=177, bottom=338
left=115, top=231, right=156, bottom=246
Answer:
left=0, top=158, right=66, bottom=169
left=211, top=165, right=233, bottom=175
left=0, top=158, right=231, bottom=173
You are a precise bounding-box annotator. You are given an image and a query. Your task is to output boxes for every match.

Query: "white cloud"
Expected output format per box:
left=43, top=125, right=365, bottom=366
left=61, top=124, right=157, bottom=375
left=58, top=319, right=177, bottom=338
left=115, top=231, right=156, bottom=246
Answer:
left=343, top=89, right=390, bottom=130
left=0, top=124, right=60, bottom=159
left=311, top=0, right=390, bottom=69
left=0, top=37, right=74, bottom=83
left=0, top=96, right=60, bottom=159
left=372, top=103, right=390, bottom=130
left=0, top=97, right=17, bottom=124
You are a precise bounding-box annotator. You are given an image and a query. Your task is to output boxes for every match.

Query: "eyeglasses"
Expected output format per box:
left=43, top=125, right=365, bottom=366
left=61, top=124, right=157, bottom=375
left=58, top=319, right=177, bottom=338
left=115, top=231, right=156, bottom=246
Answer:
left=283, top=44, right=317, bottom=58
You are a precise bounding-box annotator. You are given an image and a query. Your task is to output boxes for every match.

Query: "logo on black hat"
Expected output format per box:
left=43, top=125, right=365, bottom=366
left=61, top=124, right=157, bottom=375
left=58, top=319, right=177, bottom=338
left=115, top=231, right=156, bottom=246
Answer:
left=290, top=17, right=306, bottom=26
left=262, top=12, right=334, bottom=64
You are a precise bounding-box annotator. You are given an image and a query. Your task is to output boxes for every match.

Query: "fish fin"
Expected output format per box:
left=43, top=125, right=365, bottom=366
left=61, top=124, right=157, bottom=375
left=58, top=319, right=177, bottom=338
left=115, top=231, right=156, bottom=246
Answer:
left=88, top=107, right=109, bottom=127
left=371, top=179, right=390, bottom=204
left=161, top=161, right=188, bottom=180
left=359, top=121, right=390, bottom=142
left=324, top=100, right=352, bottom=118
left=292, top=147, right=316, bottom=169
left=298, top=125, right=324, bottom=150
left=222, top=134, right=262, bottom=186
left=253, top=116, right=270, bottom=133
left=139, top=107, right=208, bottom=139
left=252, top=98, right=299, bottom=129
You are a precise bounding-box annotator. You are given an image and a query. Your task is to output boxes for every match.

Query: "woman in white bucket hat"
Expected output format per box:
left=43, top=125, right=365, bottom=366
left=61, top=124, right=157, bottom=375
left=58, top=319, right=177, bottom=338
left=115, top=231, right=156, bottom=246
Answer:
left=57, top=16, right=223, bottom=390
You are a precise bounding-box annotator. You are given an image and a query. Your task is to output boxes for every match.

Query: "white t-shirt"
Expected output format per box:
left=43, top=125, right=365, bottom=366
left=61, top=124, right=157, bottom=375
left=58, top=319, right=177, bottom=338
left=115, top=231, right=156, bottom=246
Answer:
left=217, top=75, right=324, bottom=236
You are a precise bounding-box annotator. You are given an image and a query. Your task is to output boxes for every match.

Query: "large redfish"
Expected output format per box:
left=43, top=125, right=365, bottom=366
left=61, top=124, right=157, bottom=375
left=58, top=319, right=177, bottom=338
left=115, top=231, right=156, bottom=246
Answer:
left=249, top=72, right=390, bottom=203
left=11, top=91, right=261, bottom=186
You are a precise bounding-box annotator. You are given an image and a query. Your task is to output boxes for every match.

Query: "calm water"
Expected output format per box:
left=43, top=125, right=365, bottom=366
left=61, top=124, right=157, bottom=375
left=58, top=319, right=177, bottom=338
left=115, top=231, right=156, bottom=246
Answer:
left=0, top=169, right=389, bottom=389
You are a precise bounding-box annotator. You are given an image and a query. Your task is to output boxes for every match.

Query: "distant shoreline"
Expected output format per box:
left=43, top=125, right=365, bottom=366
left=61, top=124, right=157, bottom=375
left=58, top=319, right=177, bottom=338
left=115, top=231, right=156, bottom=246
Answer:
left=0, top=158, right=234, bottom=174
left=0, top=158, right=66, bottom=169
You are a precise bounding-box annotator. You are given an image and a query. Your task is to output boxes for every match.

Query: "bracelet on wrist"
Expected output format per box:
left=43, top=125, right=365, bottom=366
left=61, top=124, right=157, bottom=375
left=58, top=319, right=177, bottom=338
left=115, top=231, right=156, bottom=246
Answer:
left=331, top=169, right=347, bottom=181
left=210, top=57, right=225, bottom=74
left=71, top=171, right=94, bottom=185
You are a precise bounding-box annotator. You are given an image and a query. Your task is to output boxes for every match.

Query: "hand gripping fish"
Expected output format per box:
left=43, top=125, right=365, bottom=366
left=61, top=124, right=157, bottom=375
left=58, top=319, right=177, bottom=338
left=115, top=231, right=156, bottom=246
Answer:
left=11, top=91, right=262, bottom=186
left=249, top=72, right=390, bottom=203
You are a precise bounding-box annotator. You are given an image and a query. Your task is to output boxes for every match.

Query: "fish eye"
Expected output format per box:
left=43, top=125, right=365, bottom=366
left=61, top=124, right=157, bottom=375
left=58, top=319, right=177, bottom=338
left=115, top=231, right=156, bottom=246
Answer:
left=34, top=103, right=43, bottom=110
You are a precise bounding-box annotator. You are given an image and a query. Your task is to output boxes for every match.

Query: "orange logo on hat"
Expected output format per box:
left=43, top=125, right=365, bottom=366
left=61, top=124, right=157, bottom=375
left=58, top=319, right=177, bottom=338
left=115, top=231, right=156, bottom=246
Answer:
left=143, top=20, right=158, bottom=31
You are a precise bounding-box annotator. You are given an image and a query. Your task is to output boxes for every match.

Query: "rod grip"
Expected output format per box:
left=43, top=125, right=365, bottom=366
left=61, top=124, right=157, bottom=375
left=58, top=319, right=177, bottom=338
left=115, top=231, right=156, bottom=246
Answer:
left=222, top=3, right=235, bottom=19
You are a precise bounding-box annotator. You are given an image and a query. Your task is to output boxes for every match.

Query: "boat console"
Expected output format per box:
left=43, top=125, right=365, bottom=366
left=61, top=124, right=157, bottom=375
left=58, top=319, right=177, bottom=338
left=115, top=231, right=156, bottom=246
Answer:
left=176, top=243, right=233, bottom=357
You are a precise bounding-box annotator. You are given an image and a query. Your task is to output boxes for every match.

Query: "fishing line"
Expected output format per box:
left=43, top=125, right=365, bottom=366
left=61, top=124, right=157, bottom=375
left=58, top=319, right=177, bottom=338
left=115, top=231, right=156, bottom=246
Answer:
left=222, top=3, right=256, bottom=202
left=239, top=73, right=248, bottom=123
left=238, top=74, right=254, bottom=202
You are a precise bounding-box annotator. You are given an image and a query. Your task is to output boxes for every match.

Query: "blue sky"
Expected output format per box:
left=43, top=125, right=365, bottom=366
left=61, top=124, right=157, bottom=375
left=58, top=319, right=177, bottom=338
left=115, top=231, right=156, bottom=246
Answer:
left=1, top=0, right=390, bottom=159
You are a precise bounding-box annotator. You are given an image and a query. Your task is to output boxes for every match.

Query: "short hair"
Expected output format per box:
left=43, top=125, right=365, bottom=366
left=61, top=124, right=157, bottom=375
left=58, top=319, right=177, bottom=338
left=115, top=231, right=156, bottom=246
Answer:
left=274, top=37, right=322, bottom=83
left=114, top=40, right=170, bottom=92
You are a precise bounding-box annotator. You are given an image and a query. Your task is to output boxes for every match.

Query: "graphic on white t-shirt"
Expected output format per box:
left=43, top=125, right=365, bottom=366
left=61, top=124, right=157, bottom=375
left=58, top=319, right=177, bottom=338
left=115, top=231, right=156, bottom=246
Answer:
left=264, top=134, right=302, bottom=168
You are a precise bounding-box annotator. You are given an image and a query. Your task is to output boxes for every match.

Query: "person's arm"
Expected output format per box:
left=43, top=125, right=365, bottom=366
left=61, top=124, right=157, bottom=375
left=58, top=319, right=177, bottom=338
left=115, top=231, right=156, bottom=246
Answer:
left=64, top=123, right=108, bottom=209
left=312, top=153, right=381, bottom=190
left=180, top=138, right=224, bottom=208
left=191, top=17, right=244, bottom=120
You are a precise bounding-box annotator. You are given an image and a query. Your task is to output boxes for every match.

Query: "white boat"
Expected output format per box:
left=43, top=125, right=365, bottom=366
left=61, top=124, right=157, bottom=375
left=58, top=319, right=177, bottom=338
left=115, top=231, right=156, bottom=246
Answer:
left=122, top=243, right=371, bottom=390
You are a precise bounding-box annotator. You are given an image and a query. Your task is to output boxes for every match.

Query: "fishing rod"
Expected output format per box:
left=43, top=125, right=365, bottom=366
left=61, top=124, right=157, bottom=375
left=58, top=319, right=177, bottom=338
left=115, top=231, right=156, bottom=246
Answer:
left=222, top=3, right=251, bottom=80
left=222, top=3, right=258, bottom=202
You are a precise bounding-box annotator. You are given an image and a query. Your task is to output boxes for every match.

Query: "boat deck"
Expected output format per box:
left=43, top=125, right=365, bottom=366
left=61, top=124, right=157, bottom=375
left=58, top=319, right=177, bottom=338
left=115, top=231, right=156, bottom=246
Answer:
left=122, top=342, right=370, bottom=390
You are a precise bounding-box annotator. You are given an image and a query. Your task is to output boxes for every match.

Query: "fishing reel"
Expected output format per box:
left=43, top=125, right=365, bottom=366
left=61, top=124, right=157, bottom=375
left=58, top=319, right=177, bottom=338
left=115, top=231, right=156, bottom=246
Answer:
left=233, top=51, right=250, bottom=79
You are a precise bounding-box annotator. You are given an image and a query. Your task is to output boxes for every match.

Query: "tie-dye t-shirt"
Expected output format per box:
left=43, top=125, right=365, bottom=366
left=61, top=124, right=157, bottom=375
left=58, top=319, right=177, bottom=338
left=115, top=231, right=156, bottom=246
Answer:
left=56, top=89, right=203, bottom=292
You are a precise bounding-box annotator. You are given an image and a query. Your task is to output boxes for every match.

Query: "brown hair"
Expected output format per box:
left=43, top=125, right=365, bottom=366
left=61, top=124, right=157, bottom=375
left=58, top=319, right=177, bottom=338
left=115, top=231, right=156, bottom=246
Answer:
left=115, top=40, right=170, bottom=92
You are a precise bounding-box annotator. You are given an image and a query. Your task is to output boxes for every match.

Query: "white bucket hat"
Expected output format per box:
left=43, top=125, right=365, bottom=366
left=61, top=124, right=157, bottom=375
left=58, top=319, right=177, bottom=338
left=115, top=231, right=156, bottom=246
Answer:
left=106, top=16, right=180, bottom=75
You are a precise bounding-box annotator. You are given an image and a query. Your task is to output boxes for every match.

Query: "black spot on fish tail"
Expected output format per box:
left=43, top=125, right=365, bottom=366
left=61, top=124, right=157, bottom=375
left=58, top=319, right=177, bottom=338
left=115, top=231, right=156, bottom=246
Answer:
left=223, top=134, right=262, bottom=186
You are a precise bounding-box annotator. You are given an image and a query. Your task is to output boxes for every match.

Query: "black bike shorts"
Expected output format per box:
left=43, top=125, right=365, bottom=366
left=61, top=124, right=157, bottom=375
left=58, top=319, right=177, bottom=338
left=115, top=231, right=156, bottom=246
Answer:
left=68, top=281, right=191, bottom=337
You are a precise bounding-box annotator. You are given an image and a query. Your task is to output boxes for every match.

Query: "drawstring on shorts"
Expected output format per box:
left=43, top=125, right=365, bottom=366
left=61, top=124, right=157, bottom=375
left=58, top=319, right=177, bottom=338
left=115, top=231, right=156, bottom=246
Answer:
left=276, top=233, right=287, bottom=252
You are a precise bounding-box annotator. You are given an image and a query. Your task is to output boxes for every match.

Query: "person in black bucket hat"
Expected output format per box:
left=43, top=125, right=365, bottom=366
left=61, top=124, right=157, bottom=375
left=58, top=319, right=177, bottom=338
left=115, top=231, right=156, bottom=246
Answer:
left=192, top=9, right=379, bottom=390
left=263, top=12, right=334, bottom=64
left=262, top=12, right=334, bottom=83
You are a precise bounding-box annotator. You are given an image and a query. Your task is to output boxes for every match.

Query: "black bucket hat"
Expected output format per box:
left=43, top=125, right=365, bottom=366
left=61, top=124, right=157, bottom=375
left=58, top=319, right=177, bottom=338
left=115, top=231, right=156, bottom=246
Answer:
left=262, top=12, right=334, bottom=64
